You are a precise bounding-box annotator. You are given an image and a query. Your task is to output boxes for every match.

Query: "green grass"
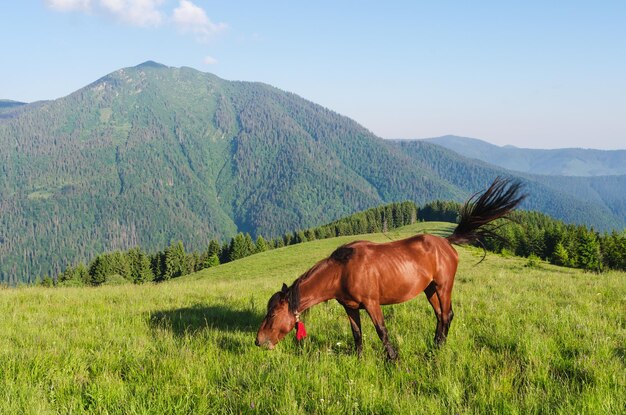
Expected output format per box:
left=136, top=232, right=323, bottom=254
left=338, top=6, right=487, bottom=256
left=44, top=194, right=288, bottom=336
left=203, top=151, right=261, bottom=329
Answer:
left=1, top=222, right=625, bottom=414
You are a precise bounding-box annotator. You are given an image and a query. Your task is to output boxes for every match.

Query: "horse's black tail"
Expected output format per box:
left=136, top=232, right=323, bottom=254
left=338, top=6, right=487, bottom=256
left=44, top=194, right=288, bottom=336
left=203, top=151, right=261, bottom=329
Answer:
left=447, top=177, right=526, bottom=246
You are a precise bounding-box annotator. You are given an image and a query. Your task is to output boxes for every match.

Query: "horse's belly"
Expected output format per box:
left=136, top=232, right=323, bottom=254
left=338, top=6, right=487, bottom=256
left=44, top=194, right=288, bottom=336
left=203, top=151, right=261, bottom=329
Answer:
left=379, top=277, right=431, bottom=305
left=342, top=255, right=434, bottom=306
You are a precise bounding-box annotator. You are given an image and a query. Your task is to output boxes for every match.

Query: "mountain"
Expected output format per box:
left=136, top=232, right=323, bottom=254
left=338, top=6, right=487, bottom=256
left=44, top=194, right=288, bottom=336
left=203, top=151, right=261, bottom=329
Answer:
left=424, top=135, right=626, bottom=176
left=0, top=99, right=27, bottom=109
left=388, top=139, right=626, bottom=230
left=0, top=62, right=624, bottom=283
left=0, top=99, right=28, bottom=117
left=417, top=135, right=626, bottom=225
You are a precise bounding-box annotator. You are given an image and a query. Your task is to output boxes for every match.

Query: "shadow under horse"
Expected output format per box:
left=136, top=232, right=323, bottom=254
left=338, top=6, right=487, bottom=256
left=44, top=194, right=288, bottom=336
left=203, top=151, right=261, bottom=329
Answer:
left=150, top=304, right=262, bottom=337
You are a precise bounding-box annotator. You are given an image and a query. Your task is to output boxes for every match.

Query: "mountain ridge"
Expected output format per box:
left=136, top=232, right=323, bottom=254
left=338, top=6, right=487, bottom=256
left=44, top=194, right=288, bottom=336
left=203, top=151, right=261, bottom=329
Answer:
left=422, top=135, right=626, bottom=176
left=1, top=62, right=624, bottom=283
left=0, top=99, right=29, bottom=117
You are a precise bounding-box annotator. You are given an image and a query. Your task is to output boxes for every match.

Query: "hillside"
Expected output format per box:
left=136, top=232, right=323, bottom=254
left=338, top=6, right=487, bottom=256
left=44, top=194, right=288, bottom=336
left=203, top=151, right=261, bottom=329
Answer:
left=532, top=174, right=626, bottom=224
left=388, top=139, right=625, bottom=230
left=0, top=99, right=27, bottom=109
left=1, top=223, right=624, bottom=413
left=1, top=62, right=625, bottom=283
left=424, top=135, right=626, bottom=176
left=0, top=99, right=28, bottom=117
left=403, top=137, right=626, bottom=224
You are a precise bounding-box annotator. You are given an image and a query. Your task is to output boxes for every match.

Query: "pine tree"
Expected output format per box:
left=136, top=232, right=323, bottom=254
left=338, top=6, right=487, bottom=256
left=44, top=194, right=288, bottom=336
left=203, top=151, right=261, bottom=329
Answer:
left=127, top=248, right=154, bottom=283
left=601, top=231, right=626, bottom=271
left=89, top=255, right=108, bottom=285
left=151, top=251, right=166, bottom=281
left=243, top=233, right=256, bottom=256
left=526, top=227, right=547, bottom=258
left=75, top=263, right=89, bottom=285
left=283, top=233, right=293, bottom=246
left=219, top=242, right=231, bottom=264
left=186, top=251, right=201, bottom=274
left=138, top=252, right=154, bottom=283
left=205, top=254, right=220, bottom=268
left=229, top=233, right=248, bottom=261
left=577, top=231, right=603, bottom=272
left=110, top=251, right=132, bottom=281
left=614, top=232, right=626, bottom=271
left=295, top=230, right=307, bottom=243
left=255, top=235, right=268, bottom=253
left=207, top=240, right=221, bottom=258
left=552, top=242, right=569, bottom=266
left=304, top=229, right=316, bottom=241
left=164, top=241, right=186, bottom=279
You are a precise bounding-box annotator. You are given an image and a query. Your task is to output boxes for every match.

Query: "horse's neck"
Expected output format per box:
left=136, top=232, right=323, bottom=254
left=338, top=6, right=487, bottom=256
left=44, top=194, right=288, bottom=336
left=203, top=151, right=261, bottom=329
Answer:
left=296, top=262, right=338, bottom=312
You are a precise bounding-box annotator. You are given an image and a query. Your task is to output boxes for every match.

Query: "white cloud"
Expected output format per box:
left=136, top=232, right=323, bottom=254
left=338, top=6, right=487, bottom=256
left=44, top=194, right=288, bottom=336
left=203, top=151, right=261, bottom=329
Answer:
left=100, top=0, right=164, bottom=27
left=45, top=0, right=226, bottom=44
left=172, top=0, right=227, bottom=42
left=46, top=0, right=164, bottom=27
left=45, top=0, right=92, bottom=12
left=203, top=55, right=217, bottom=65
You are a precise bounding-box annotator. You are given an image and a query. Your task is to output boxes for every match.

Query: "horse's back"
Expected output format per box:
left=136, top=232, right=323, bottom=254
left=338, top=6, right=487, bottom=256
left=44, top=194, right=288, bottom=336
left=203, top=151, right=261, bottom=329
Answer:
left=339, top=234, right=457, bottom=265
left=333, top=234, right=458, bottom=306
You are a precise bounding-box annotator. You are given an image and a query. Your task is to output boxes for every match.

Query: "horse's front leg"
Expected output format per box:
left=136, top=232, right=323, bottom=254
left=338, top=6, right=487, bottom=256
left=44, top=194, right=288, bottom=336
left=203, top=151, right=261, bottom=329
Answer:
left=342, top=305, right=362, bottom=356
left=364, top=302, right=397, bottom=360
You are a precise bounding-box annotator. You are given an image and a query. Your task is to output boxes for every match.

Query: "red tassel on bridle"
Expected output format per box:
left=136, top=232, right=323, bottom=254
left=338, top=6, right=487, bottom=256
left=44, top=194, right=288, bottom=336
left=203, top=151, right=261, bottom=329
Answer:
left=294, top=312, right=307, bottom=341
left=295, top=321, right=307, bottom=341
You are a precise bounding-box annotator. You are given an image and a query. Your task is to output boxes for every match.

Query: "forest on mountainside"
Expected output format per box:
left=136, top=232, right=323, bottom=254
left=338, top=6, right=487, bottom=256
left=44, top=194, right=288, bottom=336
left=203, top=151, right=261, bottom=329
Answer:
left=1, top=63, right=624, bottom=284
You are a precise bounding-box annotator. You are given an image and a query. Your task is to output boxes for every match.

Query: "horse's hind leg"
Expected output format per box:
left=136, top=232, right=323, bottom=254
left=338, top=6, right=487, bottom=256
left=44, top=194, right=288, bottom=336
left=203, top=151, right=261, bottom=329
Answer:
left=438, top=279, right=454, bottom=342
left=425, top=281, right=445, bottom=345
left=425, top=280, right=454, bottom=346
left=342, top=305, right=363, bottom=356
left=364, top=302, right=398, bottom=360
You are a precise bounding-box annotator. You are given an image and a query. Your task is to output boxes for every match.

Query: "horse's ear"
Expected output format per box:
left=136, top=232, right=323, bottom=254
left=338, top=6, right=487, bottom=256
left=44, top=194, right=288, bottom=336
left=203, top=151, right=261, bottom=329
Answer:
left=281, top=283, right=288, bottom=293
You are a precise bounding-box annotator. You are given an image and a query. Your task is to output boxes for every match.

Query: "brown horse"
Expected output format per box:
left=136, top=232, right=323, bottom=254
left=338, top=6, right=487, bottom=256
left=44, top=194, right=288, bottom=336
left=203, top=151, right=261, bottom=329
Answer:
left=255, top=178, right=525, bottom=359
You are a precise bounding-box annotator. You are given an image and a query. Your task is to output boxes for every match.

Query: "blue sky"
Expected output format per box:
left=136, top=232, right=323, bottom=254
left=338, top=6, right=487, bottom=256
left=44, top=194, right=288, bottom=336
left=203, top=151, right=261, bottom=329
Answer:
left=1, top=1, right=624, bottom=149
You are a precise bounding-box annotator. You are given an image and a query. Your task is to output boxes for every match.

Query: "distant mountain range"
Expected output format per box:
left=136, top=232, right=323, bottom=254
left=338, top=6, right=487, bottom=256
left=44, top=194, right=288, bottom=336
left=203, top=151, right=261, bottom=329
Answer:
left=392, top=138, right=626, bottom=232
left=0, top=99, right=27, bottom=108
left=424, top=135, right=626, bottom=176
left=1, top=62, right=624, bottom=283
left=0, top=99, right=28, bottom=116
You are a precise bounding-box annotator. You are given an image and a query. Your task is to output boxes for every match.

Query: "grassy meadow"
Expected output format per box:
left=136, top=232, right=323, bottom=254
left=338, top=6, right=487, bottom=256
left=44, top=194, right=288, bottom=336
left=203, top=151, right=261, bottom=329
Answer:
left=1, top=222, right=625, bottom=414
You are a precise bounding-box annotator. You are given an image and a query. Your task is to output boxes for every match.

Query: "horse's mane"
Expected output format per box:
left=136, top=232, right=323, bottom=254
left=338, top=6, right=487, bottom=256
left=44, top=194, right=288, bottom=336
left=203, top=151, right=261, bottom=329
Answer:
left=287, top=246, right=353, bottom=313
left=287, top=262, right=321, bottom=313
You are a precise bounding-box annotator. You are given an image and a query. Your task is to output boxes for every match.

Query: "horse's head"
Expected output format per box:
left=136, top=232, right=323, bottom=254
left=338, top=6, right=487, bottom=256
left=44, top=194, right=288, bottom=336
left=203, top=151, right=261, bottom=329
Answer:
left=255, top=283, right=297, bottom=349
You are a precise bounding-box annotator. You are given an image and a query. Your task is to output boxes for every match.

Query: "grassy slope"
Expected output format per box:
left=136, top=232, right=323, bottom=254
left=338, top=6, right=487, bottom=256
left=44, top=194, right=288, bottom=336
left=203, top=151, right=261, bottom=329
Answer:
left=1, top=222, right=624, bottom=414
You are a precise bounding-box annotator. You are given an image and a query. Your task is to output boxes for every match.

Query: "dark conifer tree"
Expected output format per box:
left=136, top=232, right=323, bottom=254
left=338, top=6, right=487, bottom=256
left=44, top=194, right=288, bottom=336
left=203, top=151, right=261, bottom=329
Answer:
left=255, top=235, right=268, bottom=253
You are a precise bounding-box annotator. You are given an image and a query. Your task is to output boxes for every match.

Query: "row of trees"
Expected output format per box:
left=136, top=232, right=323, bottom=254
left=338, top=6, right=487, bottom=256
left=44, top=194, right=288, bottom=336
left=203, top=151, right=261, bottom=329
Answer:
left=482, top=211, right=626, bottom=273
left=42, top=200, right=626, bottom=286
left=415, top=202, right=626, bottom=273
left=45, top=201, right=419, bottom=286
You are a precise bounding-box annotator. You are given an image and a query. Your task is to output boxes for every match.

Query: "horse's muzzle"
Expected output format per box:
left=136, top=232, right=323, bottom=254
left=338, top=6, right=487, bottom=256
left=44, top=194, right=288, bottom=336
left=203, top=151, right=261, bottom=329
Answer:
left=255, top=335, right=275, bottom=349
